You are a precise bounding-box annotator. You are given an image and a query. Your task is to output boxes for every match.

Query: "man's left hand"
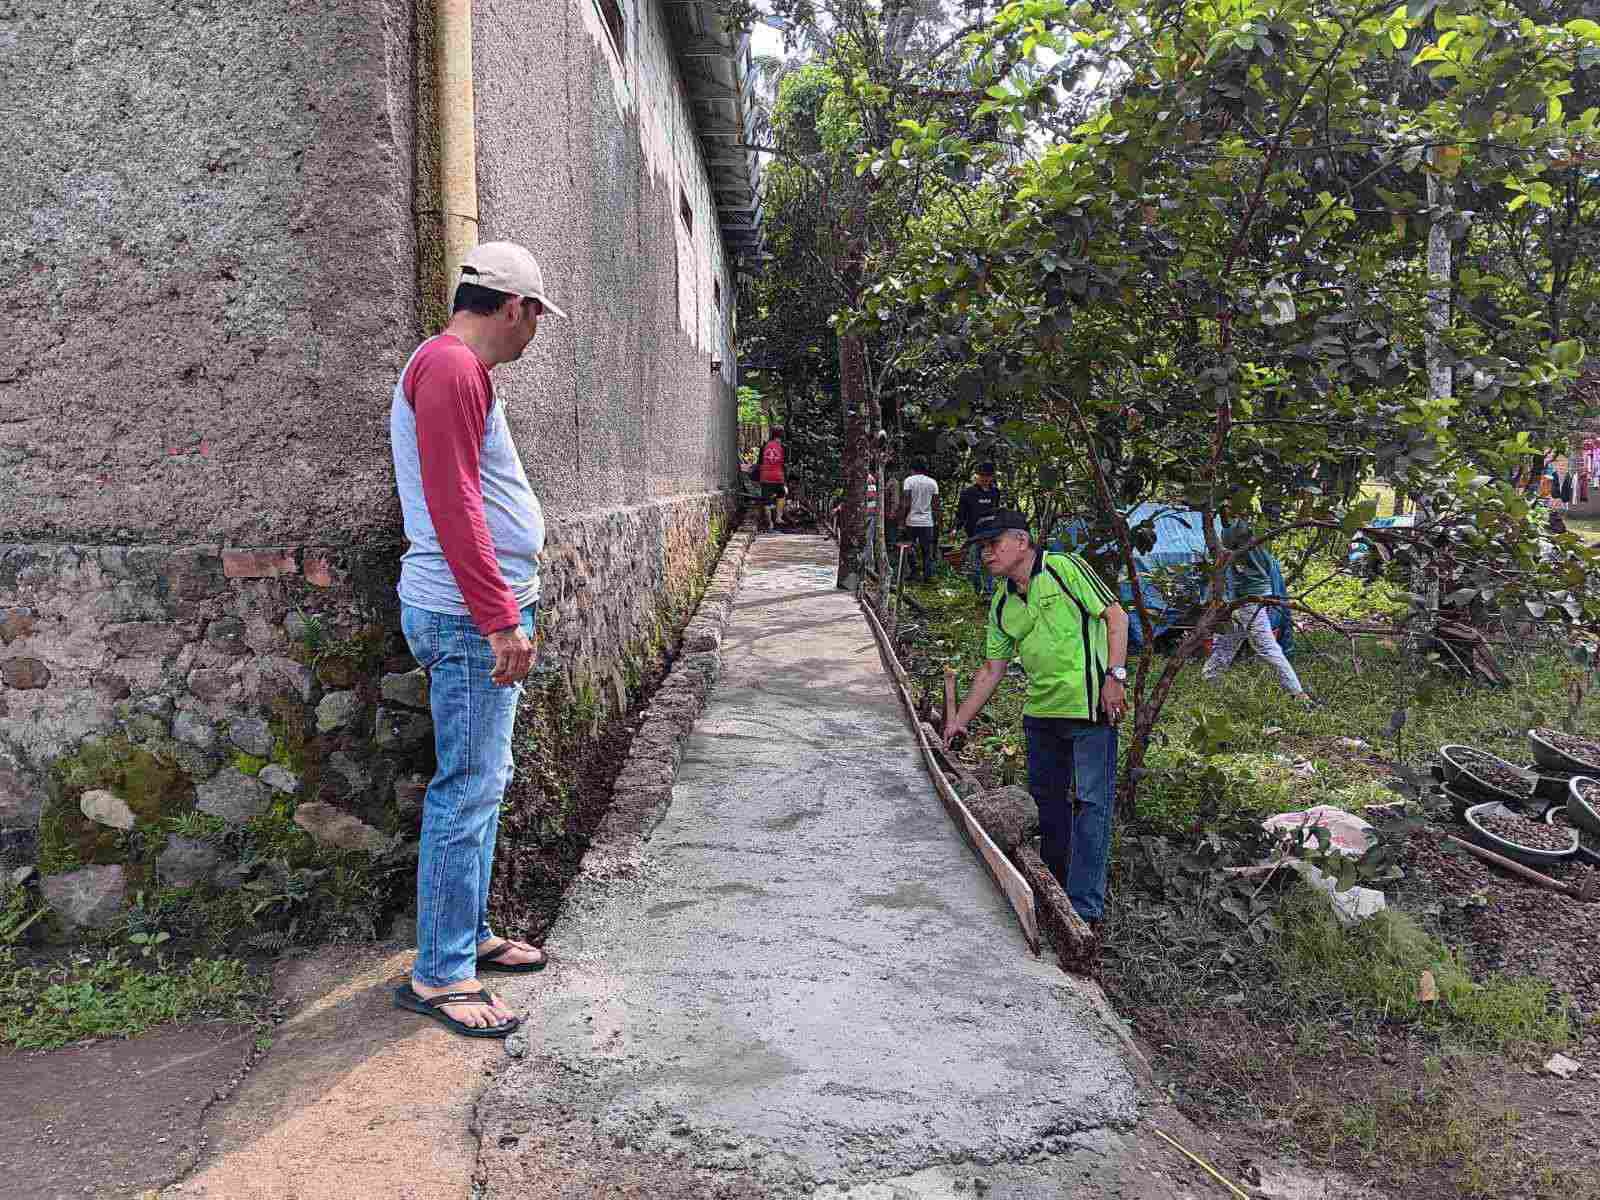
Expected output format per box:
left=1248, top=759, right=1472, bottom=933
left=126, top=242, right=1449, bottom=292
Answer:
left=1102, top=676, right=1127, bottom=724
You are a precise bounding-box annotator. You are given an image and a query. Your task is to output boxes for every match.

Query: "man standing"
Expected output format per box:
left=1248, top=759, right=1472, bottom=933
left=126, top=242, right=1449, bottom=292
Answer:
left=390, top=242, right=564, bottom=1039
left=757, top=426, right=788, bottom=530
left=955, top=462, right=1002, bottom=598
left=1201, top=520, right=1312, bottom=704
left=944, top=512, right=1130, bottom=930
left=899, top=459, right=942, bottom=583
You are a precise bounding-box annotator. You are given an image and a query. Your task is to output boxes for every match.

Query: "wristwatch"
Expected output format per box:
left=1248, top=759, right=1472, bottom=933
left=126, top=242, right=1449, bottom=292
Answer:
left=1108, top=666, right=1128, bottom=682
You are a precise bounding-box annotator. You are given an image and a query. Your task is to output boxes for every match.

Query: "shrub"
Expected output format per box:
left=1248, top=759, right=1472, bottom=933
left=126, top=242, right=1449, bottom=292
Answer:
left=1135, top=745, right=1298, bottom=832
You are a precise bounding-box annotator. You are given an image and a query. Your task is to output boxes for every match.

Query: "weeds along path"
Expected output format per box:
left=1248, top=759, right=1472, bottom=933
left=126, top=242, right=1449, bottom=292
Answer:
left=476, top=534, right=1159, bottom=1198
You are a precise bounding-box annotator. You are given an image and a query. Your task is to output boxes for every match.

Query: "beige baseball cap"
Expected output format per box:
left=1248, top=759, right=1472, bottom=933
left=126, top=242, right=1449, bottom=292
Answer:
left=458, top=241, right=569, bottom=319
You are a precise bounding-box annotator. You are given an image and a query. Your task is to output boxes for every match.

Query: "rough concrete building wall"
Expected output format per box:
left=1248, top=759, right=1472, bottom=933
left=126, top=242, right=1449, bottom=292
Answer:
left=465, top=0, right=737, bottom=518
left=0, top=0, right=417, bottom=546
left=0, top=0, right=742, bottom=925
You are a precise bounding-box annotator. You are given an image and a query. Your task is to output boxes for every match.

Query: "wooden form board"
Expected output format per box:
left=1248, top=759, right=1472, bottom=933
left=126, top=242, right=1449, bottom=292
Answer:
left=857, top=598, right=1041, bottom=953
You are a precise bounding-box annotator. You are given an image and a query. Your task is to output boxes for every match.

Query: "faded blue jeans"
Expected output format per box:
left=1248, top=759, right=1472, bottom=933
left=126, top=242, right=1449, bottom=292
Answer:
left=400, top=601, right=535, bottom=987
left=964, top=541, right=994, bottom=596
left=1023, top=716, right=1117, bottom=922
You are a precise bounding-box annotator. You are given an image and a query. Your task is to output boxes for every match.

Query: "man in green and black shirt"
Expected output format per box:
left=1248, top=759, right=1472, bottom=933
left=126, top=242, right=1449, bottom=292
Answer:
left=944, top=511, right=1130, bottom=925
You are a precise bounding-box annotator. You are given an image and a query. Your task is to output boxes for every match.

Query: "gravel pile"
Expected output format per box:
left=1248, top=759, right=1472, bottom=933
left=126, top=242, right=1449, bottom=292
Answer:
left=1401, top=826, right=1600, bottom=1016
left=1474, top=809, right=1575, bottom=853
left=1534, top=727, right=1600, bottom=771
left=1450, top=747, right=1535, bottom=798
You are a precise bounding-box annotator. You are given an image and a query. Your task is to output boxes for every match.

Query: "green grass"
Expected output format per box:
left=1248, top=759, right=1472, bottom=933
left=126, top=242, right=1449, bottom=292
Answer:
left=1275, top=894, right=1569, bottom=1049
left=0, top=948, right=259, bottom=1050
left=0, top=882, right=260, bottom=1050
left=1562, top=512, right=1600, bottom=546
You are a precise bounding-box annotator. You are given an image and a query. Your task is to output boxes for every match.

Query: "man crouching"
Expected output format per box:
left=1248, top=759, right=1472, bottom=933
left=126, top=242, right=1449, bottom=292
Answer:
left=943, top=512, right=1130, bottom=930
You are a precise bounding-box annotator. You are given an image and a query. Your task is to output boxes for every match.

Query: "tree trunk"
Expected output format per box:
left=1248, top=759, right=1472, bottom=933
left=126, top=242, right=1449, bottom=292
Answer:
left=837, top=329, right=869, bottom=589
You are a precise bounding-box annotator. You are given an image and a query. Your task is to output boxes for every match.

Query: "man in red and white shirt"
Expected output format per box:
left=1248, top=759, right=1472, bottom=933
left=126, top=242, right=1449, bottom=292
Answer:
left=757, top=426, right=788, bottom=530
left=390, top=242, right=567, bottom=1039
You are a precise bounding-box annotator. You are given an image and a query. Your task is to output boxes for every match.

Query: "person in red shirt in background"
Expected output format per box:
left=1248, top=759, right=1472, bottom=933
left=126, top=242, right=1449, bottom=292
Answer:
left=389, top=242, right=566, bottom=1039
left=757, top=426, right=788, bottom=530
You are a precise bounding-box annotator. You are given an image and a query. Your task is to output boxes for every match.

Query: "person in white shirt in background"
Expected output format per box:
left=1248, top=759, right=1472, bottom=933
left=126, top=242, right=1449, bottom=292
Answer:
left=898, top=460, right=942, bottom=583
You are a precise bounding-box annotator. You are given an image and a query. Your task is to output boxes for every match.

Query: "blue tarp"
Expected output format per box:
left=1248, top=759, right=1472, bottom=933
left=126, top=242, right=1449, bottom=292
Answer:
left=1050, top=504, right=1293, bottom=654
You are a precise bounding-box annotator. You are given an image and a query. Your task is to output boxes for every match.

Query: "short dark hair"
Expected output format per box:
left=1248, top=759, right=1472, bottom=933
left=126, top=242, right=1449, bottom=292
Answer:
left=452, top=281, right=516, bottom=316
left=911, top=458, right=929, bottom=472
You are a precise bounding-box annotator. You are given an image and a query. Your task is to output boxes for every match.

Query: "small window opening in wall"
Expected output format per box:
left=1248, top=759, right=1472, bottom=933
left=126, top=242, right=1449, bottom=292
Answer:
left=595, top=0, right=625, bottom=64
left=713, top=278, right=722, bottom=310
left=679, top=187, right=693, bottom=233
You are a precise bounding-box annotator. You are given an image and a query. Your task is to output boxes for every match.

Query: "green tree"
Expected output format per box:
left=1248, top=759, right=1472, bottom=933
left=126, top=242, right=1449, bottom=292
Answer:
left=861, top=0, right=1600, bottom=809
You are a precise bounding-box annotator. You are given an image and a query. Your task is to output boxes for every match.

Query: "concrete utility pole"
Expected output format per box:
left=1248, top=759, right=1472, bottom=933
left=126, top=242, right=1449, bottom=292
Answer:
left=437, top=0, right=478, bottom=310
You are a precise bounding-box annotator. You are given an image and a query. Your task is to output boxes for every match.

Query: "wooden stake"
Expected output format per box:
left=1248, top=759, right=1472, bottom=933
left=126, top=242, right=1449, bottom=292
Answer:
left=1444, top=835, right=1597, bottom=901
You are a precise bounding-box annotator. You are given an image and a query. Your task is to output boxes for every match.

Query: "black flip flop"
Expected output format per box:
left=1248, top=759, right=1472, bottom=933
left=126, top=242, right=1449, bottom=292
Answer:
left=393, top=984, right=520, bottom=1039
left=476, top=940, right=549, bottom=974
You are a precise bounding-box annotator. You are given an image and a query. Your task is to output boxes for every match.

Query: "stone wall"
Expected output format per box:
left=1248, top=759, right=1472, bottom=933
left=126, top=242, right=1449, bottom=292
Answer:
left=0, top=490, right=734, bottom=933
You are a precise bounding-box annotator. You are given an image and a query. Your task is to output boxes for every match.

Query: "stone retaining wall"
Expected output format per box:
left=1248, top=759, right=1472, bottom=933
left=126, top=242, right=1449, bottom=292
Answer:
left=0, top=491, right=736, bottom=935
left=587, top=524, right=757, bottom=854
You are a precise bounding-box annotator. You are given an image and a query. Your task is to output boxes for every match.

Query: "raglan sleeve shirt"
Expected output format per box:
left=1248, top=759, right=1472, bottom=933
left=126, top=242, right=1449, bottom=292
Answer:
left=405, top=341, right=524, bottom=636
left=1057, top=553, right=1118, bottom=617
left=985, top=591, right=1017, bottom=662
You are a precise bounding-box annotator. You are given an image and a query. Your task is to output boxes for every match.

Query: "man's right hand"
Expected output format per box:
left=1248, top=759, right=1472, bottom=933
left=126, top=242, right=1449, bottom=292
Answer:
left=943, top=720, right=968, bottom=751
left=487, top=625, right=535, bottom=686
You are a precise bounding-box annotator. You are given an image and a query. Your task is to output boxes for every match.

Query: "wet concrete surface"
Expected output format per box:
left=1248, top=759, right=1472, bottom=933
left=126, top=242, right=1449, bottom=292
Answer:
left=480, top=535, right=1143, bottom=1197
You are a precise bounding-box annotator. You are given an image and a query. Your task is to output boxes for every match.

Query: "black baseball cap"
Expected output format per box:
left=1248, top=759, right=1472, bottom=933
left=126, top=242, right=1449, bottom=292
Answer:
left=964, top=509, right=1030, bottom=548
left=977, top=461, right=996, bottom=475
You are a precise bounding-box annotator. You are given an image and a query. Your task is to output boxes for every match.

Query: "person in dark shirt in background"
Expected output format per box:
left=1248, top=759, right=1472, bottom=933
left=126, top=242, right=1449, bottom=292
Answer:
left=955, top=462, right=1002, bottom=598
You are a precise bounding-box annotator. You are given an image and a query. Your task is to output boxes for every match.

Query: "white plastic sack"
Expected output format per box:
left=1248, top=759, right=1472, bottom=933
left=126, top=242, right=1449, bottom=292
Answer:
left=1286, top=860, right=1386, bottom=927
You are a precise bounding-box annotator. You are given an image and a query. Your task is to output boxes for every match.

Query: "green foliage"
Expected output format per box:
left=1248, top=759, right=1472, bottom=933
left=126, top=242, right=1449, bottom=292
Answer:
left=1, top=884, right=47, bottom=947
left=0, top=949, right=258, bottom=1050
left=1298, top=571, right=1410, bottom=622
left=1275, top=894, right=1569, bottom=1048
left=840, top=0, right=1600, bottom=800
left=737, top=386, right=766, bottom=426
left=231, top=752, right=268, bottom=777
left=166, top=810, right=227, bottom=842
left=1137, top=745, right=1298, bottom=832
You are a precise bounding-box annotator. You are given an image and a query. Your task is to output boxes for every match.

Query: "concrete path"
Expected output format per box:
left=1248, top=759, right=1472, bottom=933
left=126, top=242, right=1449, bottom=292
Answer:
left=479, top=534, right=1148, bottom=1198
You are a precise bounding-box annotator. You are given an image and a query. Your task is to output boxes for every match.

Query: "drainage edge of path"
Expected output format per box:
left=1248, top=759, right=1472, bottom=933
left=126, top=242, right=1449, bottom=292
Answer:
left=856, top=591, right=1150, bottom=1076
left=576, top=520, right=759, bottom=854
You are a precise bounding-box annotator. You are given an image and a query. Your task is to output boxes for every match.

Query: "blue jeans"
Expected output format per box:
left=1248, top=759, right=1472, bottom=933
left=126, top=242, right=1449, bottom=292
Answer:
left=400, top=602, right=535, bottom=987
left=905, top=525, right=936, bottom=581
left=964, top=541, right=993, bottom=595
left=1023, top=716, right=1117, bottom=922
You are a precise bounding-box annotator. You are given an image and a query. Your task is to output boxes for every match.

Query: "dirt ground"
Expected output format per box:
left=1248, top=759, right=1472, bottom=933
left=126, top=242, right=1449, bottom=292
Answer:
left=1131, top=1008, right=1600, bottom=1200
left=1106, top=804, right=1600, bottom=1200
left=0, top=1022, right=256, bottom=1200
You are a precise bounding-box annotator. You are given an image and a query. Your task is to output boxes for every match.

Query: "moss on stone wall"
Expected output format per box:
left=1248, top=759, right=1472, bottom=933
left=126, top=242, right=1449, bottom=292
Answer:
left=40, top=736, right=197, bottom=874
